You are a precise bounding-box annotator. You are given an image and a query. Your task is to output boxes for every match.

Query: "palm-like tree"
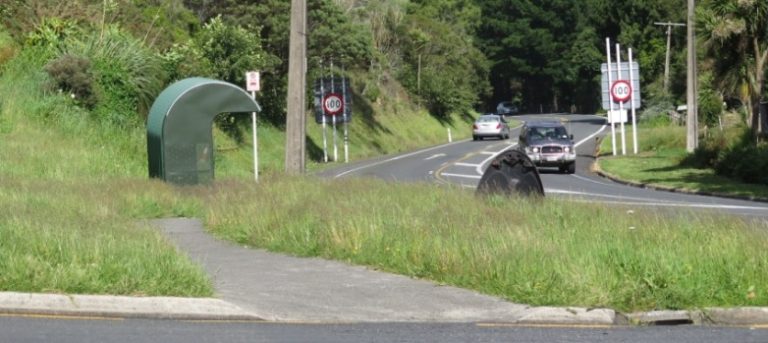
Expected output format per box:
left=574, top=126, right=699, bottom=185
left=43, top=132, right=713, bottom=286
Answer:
left=699, top=0, right=768, bottom=139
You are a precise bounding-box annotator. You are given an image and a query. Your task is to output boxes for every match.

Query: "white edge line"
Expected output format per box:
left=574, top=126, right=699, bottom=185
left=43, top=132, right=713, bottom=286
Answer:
left=441, top=173, right=482, bottom=180
left=547, top=189, right=768, bottom=211
left=574, top=123, right=607, bottom=148
left=334, top=140, right=466, bottom=178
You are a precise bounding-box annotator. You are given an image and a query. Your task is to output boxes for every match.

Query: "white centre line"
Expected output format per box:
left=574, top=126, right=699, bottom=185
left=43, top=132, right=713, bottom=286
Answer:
left=334, top=140, right=465, bottom=178
left=425, top=153, right=446, bottom=161
left=441, top=173, right=482, bottom=180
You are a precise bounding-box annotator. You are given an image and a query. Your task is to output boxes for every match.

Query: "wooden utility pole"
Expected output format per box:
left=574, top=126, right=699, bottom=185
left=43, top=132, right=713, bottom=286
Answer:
left=654, top=22, right=685, bottom=94
left=285, top=0, right=307, bottom=174
left=686, top=0, right=698, bottom=152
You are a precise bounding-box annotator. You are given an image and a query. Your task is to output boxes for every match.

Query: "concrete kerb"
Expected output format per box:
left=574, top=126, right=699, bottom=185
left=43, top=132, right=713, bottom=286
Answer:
left=3, top=290, right=768, bottom=326
left=0, top=292, right=261, bottom=321
left=0, top=290, right=616, bottom=325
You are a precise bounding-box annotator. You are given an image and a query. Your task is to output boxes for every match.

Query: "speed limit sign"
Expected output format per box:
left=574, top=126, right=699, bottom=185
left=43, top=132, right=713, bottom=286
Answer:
left=323, top=93, right=344, bottom=115
left=611, top=80, right=632, bottom=103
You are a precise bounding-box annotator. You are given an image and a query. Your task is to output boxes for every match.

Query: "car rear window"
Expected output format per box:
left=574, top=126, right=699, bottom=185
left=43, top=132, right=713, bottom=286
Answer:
left=477, top=116, right=499, bottom=123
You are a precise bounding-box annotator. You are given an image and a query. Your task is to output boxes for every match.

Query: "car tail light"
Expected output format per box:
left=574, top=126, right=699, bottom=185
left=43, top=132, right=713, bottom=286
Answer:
left=472, top=124, right=478, bottom=130
left=496, top=123, right=501, bottom=129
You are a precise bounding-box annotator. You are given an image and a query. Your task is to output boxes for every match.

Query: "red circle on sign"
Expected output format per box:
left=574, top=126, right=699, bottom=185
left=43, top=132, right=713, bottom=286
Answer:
left=323, top=93, right=344, bottom=115
left=611, top=80, right=632, bottom=103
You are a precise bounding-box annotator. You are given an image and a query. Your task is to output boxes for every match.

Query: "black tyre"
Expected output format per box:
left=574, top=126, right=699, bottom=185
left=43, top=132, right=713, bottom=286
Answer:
left=566, top=162, right=576, bottom=174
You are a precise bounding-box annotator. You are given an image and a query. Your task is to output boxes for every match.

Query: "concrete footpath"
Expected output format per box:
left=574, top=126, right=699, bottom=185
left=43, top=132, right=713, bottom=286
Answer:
left=0, top=217, right=766, bottom=326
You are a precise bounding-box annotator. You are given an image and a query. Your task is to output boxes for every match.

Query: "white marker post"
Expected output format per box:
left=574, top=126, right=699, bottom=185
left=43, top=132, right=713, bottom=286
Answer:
left=246, top=71, right=260, bottom=181
left=616, top=43, right=627, bottom=156
left=342, top=64, right=349, bottom=163
left=320, top=74, right=328, bottom=163
left=629, top=48, right=639, bottom=154
left=331, top=60, right=338, bottom=162
left=606, top=38, right=617, bottom=156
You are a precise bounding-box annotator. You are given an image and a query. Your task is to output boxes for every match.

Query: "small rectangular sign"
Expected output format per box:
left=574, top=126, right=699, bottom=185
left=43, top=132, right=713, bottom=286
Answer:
left=608, top=109, right=628, bottom=124
left=246, top=71, right=260, bottom=92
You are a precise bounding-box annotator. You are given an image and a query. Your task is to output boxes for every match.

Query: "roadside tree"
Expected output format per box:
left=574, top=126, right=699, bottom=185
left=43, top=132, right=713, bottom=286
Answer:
left=699, top=0, right=768, bottom=140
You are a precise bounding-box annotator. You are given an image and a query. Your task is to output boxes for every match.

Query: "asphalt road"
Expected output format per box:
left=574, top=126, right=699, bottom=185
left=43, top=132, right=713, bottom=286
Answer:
left=319, top=114, right=768, bottom=220
left=3, top=316, right=767, bottom=343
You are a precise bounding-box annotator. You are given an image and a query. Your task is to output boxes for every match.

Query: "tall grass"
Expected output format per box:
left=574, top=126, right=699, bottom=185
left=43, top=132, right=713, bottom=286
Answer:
left=0, top=178, right=211, bottom=296
left=0, top=35, right=480, bottom=298
left=203, top=175, right=768, bottom=312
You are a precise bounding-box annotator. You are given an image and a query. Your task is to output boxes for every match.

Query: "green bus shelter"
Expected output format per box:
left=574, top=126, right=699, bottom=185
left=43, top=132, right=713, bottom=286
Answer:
left=147, top=78, right=261, bottom=185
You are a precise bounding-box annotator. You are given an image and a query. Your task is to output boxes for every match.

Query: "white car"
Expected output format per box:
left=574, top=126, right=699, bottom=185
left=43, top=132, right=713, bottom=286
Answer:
left=472, top=114, right=510, bottom=141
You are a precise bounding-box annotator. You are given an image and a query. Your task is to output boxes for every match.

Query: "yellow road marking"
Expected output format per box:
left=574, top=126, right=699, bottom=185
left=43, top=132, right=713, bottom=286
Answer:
left=0, top=313, right=123, bottom=321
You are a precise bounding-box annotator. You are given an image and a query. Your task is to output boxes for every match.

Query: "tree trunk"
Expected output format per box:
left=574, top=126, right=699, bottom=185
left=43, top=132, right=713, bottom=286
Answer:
left=752, top=37, right=766, bottom=139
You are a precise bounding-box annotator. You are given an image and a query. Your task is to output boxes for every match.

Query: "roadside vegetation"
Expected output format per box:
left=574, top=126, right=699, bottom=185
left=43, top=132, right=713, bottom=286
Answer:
left=1, top=0, right=767, bottom=312
left=202, top=176, right=768, bottom=312
left=598, top=114, right=768, bottom=200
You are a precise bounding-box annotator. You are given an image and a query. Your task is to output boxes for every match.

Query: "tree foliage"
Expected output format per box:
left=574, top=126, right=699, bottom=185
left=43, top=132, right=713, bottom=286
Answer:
left=699, top=0, right=768, bottom=138
left=394, top=0, right=488, bottom=118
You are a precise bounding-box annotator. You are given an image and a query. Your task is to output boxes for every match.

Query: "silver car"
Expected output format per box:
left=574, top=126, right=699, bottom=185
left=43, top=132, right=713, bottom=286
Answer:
left=518, top=121, right=576, bottom=173
left=472, top=114, right=510, bottom=141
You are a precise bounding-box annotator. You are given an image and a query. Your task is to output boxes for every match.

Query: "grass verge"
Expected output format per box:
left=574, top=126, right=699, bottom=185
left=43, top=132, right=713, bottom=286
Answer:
left=203, top=175, right=768, bottom=313
left=0, top=178, right=212, bottom=296
left=597, top=124, right=768, bottom=200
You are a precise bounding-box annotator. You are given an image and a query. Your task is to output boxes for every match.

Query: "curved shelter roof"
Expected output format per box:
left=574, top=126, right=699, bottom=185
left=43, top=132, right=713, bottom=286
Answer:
left=147, top=78, right=261, bottom=185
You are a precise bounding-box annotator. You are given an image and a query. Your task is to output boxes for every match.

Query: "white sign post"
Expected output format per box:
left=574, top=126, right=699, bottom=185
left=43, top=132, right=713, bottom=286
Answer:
left=615, top=44, right=627, bottom=156
left=601, top=41, right=642, bottom=156
left=341, top=65, right=349, bottom=163
left=330, top=61, right=338, bottom=162
left=324, top=91, right=343, bottom=162
left=246, top=71, right=260, bottom=181
left=606, top=38, right=617, bottom=156
left=319, top=76, right=328, bottom=162
left=629, top=48, right=639, bottom=154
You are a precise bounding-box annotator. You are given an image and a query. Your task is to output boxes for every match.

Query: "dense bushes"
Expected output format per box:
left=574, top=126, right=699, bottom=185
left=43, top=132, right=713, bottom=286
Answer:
left=712, top=135, right=768, bottom=185
left=44, top=54, right=97, bottom=109
left=688, top=127, right=768, bottom=185
left=48, top=28, right=166, bottom=126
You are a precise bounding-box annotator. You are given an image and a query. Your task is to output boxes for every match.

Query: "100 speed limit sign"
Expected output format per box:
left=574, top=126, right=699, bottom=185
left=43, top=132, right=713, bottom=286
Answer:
left=323, top=93, right=344, bottom=116
left=611, top=80, right=632, bottom=103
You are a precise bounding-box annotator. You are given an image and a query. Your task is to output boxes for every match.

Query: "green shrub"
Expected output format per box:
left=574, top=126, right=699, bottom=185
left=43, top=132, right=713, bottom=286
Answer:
left=194, top=16, right=267, bottom=85
left=699, top=90, right=723, bottom=128
left=158, top=41, right=211, bottom=82
left=25, top=17, right=80, bottom=49
left=685, top=130, right=728, bottom=168
left=713, top=130, right=768, bottom=185
left=61, top=27, right=166, bottom=125
left=44, top=54, right=97, bottom=108
left=0, top=29, right=17, bottom=69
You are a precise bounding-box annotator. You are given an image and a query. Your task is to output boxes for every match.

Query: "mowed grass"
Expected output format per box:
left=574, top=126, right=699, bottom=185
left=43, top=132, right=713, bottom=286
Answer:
left=203, top=175, right=768, bottom=312
left=598, top=124, right=768, bottom=199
